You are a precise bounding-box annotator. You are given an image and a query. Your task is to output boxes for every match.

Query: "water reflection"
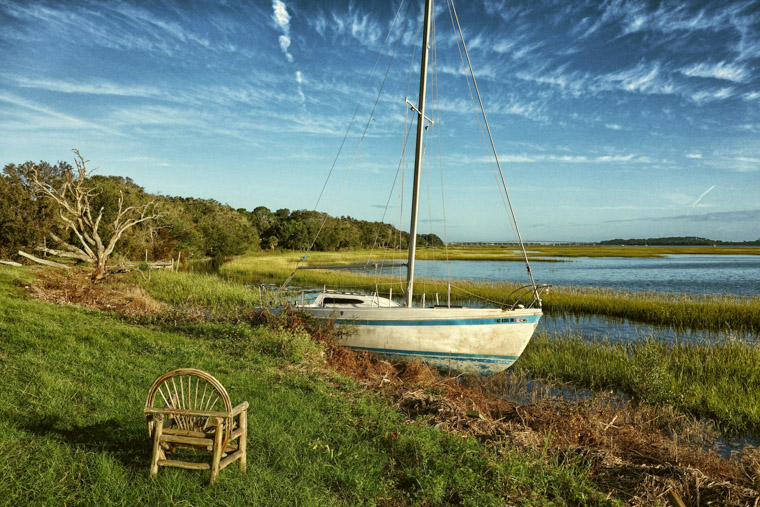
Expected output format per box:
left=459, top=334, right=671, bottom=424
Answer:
left=539, top=314, right=757, bottom=344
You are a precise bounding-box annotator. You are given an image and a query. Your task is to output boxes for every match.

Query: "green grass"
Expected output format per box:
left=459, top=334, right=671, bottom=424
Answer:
left=143, top=270, right=261, bottom=315
left=141, top=267, right=760, bottom=436
left=515, top=332, right=760, bottom=435
left=219, top=251, right=760, bottom=334
left=0, top=266, right=612, bottom=505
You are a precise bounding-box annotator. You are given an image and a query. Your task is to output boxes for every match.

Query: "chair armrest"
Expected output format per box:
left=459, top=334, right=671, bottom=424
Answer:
left=145, top=403, right=248, bottom=419
left=230, top=401, right=249, bottom=417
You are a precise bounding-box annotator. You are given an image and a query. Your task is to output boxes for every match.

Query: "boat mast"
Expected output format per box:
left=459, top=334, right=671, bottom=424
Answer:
left=405, top=0, right=433, bottom=307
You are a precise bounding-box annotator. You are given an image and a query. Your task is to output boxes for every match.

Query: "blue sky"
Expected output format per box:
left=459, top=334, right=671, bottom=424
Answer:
left=1, top=0, right=758, bottom=242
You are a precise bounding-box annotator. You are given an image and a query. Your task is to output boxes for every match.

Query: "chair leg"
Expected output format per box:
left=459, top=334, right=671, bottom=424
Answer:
left=210, top=417, right=224, bottom=486
left=239, top=410, right=247, bottom=473
left=150, top=415, right=164, bottom=478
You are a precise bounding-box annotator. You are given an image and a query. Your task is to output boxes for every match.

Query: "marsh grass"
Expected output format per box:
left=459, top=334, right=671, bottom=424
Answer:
left=219, top=251, right=760, bottom=333
left=142, top=270, right=260, bottom=315
left=140, top=264, right=760, bottom=436
left=516, top=332, right=760, bottom=435
left=0, top=266, right=611, bottom=505
left=543, top=285, right=760, bottom=334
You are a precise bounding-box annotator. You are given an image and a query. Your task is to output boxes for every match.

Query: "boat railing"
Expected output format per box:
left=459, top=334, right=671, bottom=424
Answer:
left=505, top=283, right=551, bottom=310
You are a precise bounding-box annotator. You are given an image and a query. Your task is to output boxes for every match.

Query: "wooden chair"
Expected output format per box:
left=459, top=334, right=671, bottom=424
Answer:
left=144, top=368, right=248, bottom=485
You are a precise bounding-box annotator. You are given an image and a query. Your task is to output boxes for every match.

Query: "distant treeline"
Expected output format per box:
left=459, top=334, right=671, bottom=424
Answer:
left=244, top=207, right=442, bottom=251
left=599, top=236, right=760, bottom=246
left=0, top=160, right=441, bottom=262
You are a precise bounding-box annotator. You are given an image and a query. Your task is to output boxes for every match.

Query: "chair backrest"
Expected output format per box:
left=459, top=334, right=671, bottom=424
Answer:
left=145, top=368, right=233, bottom=434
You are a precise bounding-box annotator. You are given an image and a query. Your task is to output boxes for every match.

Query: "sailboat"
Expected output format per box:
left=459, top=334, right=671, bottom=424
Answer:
left=289, top=0, right=549, bottom=375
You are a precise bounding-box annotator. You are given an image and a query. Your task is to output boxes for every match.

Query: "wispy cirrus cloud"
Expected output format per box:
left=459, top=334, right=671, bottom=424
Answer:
left=4, top=76, right=163, bottom=99
left=0, top=91, right=123, bottom=135
left=680, top=61, right=749, bottom=83
left=2, top=1, right=244, bottom=57
left=473, top=152, right=650, bottom=165
left=308, top=4, right=383, bottom=48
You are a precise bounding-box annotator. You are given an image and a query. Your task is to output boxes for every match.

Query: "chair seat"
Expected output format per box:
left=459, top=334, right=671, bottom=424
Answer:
left=144, top=368, right=248, bottom=485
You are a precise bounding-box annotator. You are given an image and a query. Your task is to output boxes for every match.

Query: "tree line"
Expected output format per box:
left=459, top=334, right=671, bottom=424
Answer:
left=0, top=156, right=442, bottom=268
left=599, top=236, right=760, bottom=246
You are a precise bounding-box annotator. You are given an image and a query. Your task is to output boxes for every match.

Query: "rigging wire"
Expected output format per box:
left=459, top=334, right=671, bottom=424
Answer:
left=279, top=0, right=412, bottom=292
left=447, top=0, right=539, bottom=298
left=444, top=0, right=515, bottom=243
left=432, top=11, right=451, bottom=280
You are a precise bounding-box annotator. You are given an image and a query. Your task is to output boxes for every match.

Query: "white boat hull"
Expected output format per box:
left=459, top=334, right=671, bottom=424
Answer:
left=301, top=305, right=541, bottom=375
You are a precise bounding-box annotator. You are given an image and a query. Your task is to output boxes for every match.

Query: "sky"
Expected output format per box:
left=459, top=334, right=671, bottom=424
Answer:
left=1, top=0, right=758, bottom=243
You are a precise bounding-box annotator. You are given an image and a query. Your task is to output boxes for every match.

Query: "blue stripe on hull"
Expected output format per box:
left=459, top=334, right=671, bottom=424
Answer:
left=346, top=346, right=518, bottom=374
left=335, top=315, right=540, bottom=327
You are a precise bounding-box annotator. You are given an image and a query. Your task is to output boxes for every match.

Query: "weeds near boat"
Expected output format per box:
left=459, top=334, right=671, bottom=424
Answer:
left=220, top=251, right=760, bottom=333
left=142, top=267, right=760, bottom=437
left=515, top=332, right=760, bottom=436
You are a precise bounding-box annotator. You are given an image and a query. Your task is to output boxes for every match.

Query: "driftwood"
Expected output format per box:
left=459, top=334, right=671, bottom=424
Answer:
left=18, top=250, right=71, bottom=270
left=36, top=242, right=91, bottom=263
left=0, top=260, right=23, bottom=267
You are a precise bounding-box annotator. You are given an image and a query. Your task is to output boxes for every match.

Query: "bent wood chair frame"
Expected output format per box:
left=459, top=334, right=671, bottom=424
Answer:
left=144, top=368, right=248, bottom=485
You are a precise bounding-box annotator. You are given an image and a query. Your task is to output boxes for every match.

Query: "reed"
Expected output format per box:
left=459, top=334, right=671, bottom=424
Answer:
left=543, top=285, right=760, bottom=334
left=515, top=332, right=760, bottom=435
left=142, top=270, right=260, bottom=315
left=219, top=252, right=760, bottom=333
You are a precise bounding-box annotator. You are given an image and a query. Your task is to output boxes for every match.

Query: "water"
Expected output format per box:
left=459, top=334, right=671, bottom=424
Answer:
left=370, top=254, right=760, bottom=296
left=536, top=314, right=757, bottom=345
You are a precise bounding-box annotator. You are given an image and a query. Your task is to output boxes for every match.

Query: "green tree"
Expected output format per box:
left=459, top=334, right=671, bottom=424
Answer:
left=0, top=161, right=67, bottom=260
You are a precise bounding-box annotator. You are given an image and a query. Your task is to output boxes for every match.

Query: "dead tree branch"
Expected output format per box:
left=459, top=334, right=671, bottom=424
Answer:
left=30, top=149, right=161, bottom=280
left=18, top=250, right=71, bottom=269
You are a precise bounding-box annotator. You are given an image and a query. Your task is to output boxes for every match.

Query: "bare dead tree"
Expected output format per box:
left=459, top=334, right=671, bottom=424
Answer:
left=30, top=149, right=160, bottom=281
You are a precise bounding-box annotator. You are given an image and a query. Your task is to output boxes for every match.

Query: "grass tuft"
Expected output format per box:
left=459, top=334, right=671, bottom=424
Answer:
left=515, top=332, right=760, bottom=435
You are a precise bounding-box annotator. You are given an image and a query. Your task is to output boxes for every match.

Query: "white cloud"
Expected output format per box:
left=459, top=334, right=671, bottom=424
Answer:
left=272, top=0, right=291, bottom=32
left=0, top=91, right=122, bottom=135
left=278, top=34, right=293, bottom=62
left=690, top=87, right=736, bottom=104
left=6, top=76, right=163, bottom=99
left=272, top=0, right=293, bottom=62
left=308, top=5, right=382, bottom=49
left=472, top=152, right=648, bottom=165
left=691, top=185, right=715, bottom=208
left=603, top=62, right=664, bottom=94
left=605, top=123, right=623, bottom=130
left=680, top=61, right=748, bottom=83
left=685, top=153, right=702, bottom=159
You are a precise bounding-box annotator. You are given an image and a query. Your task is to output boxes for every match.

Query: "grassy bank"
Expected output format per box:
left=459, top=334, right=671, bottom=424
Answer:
left=219, top=251, right=760, bottom=334
left=0, top=266, right=610, bottom=505
left=142, top=269, right=760, bottom=437
left=515, top=332, right=760, bottom=435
